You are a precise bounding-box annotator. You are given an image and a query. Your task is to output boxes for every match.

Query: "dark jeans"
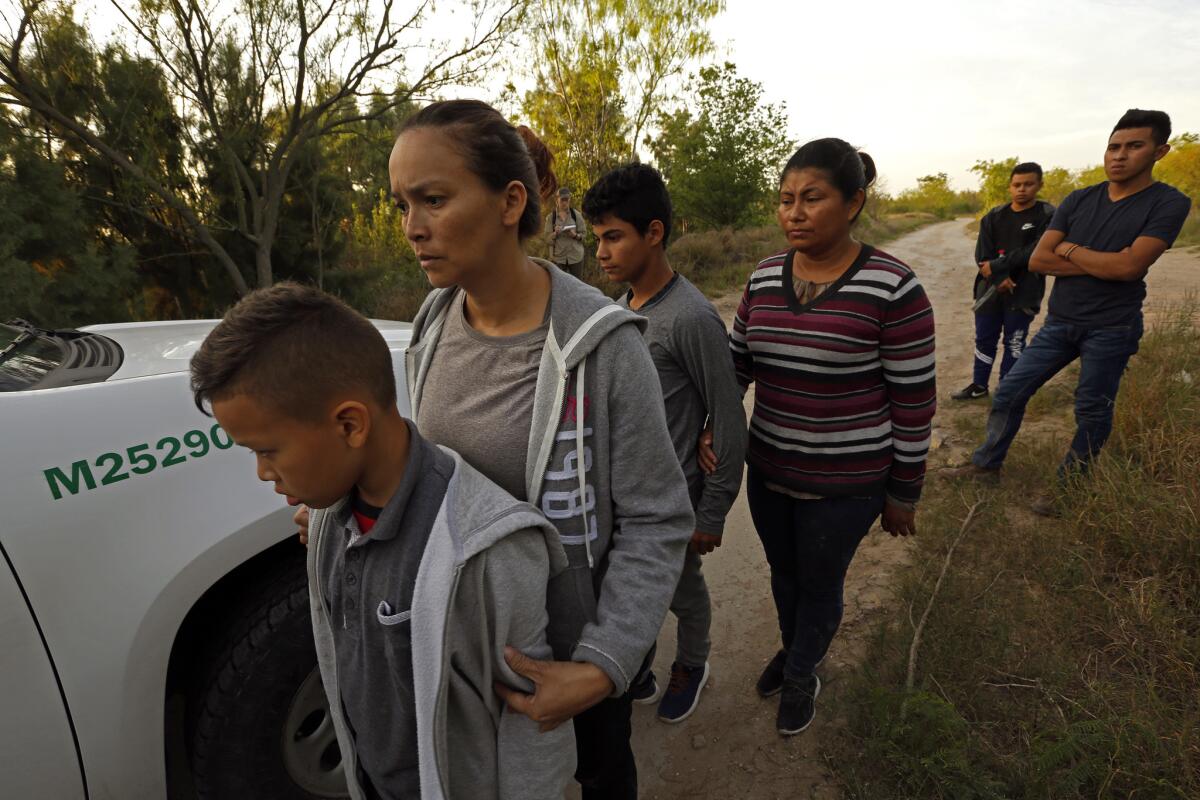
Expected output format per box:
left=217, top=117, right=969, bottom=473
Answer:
left=973, top=309, right=1034, bottom=388
left=972, top=315, right=1143, bottom=474
left=746, top=467, right=885, bottom=680
left=573, top=692, right=636, bottom=799
left=558, top=260, right=584, bottom=279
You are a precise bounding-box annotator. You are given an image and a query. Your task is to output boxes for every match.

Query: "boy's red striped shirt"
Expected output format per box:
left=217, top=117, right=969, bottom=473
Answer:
left=730, top=245, right=937, bottom=504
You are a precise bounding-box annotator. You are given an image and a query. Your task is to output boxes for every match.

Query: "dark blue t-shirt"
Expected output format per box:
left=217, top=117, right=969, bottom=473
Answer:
left=1046, top=181, right=1191, bottom=326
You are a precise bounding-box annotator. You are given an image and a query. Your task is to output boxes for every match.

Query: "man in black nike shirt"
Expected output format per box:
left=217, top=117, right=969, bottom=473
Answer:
left=952, top=162, right=1055, bottom=400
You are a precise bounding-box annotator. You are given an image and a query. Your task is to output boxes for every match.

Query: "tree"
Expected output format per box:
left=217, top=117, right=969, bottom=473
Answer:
left=650, top=62, right=792, bottom=231
left=970, top=157, right=1019, bottom=216
left=329, top=188, right=426, bottom=320
left=521, top=38, right=628, bottom=195
left=520, top=0, right=723, bottom=195
left=0, top=106, right=141, bottom=327
left=1158, top=133, right=1200, bottom=202
left=1, top=0, right=523, bottom=294
left=890, top=173, right=978, bottom=219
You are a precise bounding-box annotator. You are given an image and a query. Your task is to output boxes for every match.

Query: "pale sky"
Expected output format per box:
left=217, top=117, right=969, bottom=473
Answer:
left=70, top=0, right=1200, bottom=192
left=715, top=0, right=1200, bottom=192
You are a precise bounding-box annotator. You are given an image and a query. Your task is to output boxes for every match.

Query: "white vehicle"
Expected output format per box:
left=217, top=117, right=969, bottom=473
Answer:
left=1, top=317, right=413, bottom=799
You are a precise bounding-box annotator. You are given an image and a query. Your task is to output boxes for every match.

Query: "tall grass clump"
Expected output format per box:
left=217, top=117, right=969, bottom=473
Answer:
left=833, top=301, right=1200, bottom=799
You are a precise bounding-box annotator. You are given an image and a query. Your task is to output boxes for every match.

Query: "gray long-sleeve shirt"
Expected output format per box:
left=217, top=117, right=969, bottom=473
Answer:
left=621, top=274, right=747, bottom=535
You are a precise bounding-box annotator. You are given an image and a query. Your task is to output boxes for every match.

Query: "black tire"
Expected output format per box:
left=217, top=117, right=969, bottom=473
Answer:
left=190, top=558, right=348, bottom=799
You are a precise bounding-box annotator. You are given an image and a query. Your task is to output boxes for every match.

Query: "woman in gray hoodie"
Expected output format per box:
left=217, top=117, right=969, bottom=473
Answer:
left=392, top=100, right=694, bottom=799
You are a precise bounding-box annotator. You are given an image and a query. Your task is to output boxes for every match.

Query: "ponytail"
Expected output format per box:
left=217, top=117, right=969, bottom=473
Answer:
left=517, top=125, right=559, bottom=211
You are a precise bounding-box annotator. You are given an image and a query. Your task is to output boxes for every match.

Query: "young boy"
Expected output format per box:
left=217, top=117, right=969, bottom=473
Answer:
left=189, top=283, right=575, bottom=800
left=951, top=163, right=1055, bottom=400
left=582, top=164, right=747, bottom=723
left=952, top=109, right=1192, bottom=514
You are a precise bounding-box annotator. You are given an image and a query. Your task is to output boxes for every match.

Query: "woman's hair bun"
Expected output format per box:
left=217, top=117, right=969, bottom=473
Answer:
left=858, top=151, right=877, bottom=188
left=517, top=125, right=559, bottom=208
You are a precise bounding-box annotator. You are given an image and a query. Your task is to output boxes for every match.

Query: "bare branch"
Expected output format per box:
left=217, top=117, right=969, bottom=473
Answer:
left=904, top=498, right=983, bottom=697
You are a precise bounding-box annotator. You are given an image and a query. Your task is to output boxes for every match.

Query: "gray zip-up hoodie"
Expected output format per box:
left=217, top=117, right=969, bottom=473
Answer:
left=307, top=449, right=576, bottom=799
left=406, top=261, right=694, bottom=695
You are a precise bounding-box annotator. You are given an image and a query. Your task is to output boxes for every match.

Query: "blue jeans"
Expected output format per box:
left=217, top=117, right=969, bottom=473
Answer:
left=972, top=315, right=1143, bottom=474
left=746, top=467, right=885, bottom=681
left=973, top=310, right=1034, bottom=388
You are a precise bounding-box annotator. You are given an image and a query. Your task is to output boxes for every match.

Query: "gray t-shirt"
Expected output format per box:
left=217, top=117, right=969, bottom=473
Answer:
left=416, top=291, right=548, bottom=500
left=620, top=274, right=746, bottom=535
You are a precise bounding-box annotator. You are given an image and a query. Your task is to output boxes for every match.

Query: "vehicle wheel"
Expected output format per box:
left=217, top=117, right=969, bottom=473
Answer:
left=190, top=561, right=348, bottom=799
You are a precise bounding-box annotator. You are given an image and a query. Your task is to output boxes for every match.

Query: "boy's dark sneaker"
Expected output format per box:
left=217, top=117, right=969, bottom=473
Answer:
left=777, top=674, right=821, bottom=736
left=756, top=650, right=787, bottom=697
left=657, top=661, right=710, bottom=723
left=630, top=669, right=659, bottom=705
left=951, top=382, right=989, bottom=400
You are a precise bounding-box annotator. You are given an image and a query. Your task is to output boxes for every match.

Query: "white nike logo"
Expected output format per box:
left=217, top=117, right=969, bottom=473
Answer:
left=1021, top=223, right=1035, bottom=230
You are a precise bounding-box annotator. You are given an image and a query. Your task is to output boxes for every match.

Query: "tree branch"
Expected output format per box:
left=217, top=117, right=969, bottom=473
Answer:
left=905, top=498, right=983, bottom=695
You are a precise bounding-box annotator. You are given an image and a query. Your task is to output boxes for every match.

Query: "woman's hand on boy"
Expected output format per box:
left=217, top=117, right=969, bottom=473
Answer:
left=494, top=647, right=613, bottom=732
left=696, top=426, right=717, bottom=474
left=288, top=497, right=310, bottom=547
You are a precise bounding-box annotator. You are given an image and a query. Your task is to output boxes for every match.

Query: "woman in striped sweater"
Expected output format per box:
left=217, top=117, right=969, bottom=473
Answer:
left=719, top=138, right=936, bottom=735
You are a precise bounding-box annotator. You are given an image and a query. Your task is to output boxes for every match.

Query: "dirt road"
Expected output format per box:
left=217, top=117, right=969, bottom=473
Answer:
left=616, top=219, right=1197, bottom=799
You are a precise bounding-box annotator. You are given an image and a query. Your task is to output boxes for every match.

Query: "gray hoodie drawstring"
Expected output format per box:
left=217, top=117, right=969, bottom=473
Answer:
left=574, top=358, right=594, bottom=568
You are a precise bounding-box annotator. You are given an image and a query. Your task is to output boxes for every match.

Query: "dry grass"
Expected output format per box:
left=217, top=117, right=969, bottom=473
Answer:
left=665, top=212, right=941, bottom=299
left=356, top=213, right=943, bottom=317
left=833, top=303, right=1200, bottom=799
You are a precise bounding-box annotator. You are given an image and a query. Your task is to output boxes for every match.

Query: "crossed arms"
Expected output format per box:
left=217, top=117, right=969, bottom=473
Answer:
left=1029, top=228, right=1170, bottom=282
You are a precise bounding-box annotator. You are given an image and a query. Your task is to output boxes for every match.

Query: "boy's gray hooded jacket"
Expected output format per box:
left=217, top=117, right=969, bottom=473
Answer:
left=406, top=261, right=694, bottom=694
left=307, top=450, right=576, bottom=799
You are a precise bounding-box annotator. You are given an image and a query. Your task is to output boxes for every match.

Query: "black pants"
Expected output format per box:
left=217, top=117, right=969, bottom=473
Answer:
left=573, top=692, right=636, bottom=799
left=558, top=260, right=584, bottom=279
left=746, top=466, right=885, bottom=680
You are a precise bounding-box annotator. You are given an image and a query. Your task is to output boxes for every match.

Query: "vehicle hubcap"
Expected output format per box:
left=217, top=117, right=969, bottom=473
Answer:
left=281, top=667, right=348, bottom=797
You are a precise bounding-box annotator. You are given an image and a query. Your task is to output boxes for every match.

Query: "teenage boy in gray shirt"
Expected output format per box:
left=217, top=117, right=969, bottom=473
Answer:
left=583, top=164, right=747, bottom=722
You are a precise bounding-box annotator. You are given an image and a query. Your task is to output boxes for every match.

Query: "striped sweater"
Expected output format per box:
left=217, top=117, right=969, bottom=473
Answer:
left=730, top=245, right=936, bottom=504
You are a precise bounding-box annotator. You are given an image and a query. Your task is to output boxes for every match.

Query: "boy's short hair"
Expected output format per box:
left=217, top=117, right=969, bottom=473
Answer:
left=582, top=163, right=673, bottom=246
left=1112, top=109, right=1171, bottom=146
left=190, top=282, right=397, bottom=419
left=1011, top=161, right=1043, bottom=181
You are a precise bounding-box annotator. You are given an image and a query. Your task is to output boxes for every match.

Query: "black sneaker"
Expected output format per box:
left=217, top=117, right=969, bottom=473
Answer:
left=630, top=669, right=659, bottom=705
left=951, top=382, right=989, bottom=401
left=656, top=661, right=710, bottom=723
left=756, top=650, right=787, bottom=698
left=777, top=674, right=821, bottom=736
